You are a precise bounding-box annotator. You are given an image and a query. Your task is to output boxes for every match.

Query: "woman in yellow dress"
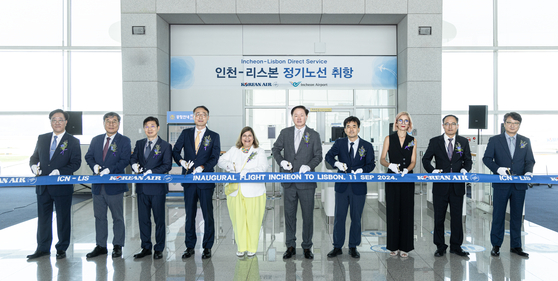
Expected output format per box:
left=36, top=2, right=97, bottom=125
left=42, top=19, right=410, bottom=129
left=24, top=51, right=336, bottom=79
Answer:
left=218, top=126, right=269, bottom=257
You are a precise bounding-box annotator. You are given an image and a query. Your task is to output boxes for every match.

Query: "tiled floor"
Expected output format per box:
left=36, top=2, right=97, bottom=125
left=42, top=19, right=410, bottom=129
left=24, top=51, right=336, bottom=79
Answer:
left=1, top=191, right=557, bottom=281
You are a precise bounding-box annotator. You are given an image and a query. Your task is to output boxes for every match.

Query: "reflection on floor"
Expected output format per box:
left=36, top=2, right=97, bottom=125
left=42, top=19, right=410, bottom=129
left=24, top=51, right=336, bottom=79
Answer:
left=1, top=192, right=557, bottom=281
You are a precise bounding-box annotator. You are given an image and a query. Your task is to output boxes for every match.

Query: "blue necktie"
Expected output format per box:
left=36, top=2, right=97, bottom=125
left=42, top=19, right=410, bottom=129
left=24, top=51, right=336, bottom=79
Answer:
left=349, top=142, right=355, bottom=165
left=144, top=141, right=152, bottom=160
left=49, top=136, right=58, bottom=160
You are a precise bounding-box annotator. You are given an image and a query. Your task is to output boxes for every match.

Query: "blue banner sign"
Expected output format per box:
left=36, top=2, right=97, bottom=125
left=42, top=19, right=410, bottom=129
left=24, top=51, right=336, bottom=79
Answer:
left=0, top=173, right=556, bottom=187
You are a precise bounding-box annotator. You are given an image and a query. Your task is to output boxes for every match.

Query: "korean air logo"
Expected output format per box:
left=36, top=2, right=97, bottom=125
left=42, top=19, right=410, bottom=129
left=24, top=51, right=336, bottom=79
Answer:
left=28, top=177, right=37, bottom=185
left=422, top=175, right=428, bottom=179
left=115, top=176, right=123, bottom=181
left=469, top=174, right=480, bottom=182
left=290, top=81, right=301, bottom=87
left=164, top=175, right=173, bottom=182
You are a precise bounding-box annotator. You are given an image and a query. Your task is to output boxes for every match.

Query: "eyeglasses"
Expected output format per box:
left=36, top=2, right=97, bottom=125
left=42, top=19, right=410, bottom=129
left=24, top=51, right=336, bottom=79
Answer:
left=397, top=119, right=409, bottom=124
left=195, top=113, right=208, bottom=118
left=443, top=122, right=457, bottom=127
left=144, top=125, right=157, bottom=130
left=105, top=120, right=119, bottom=125
left=505, top=121, right=520, bottom=126
left=51, top=118, right=66, bottom=124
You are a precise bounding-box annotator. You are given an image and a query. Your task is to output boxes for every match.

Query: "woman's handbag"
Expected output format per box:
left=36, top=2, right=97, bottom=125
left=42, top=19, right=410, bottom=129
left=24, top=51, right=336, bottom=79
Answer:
left=224, top=182, right=239, bottom=196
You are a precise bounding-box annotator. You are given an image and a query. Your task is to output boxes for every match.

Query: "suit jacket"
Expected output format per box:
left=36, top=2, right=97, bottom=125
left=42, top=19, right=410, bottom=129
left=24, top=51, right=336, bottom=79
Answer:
left=272, top=126, right=323, bottom=189
left=85, top=133, right=131, bottom=195
left=482, top=133, right=535, bottom=191
left=172, top=127, right=221, bottom=189
left=217, top=146, right=269, bottom=197
left=325, top=137, right=376, bottom=195
left=422, top=134, right=472, bottom=196
left=29, top=132, right=82, bottom=196
left=130, top=137, right=173, bottom=195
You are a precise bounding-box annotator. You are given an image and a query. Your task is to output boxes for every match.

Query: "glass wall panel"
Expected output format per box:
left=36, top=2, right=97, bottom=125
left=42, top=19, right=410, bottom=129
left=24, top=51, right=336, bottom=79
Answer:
left=355, top=89, right=396, bottom=106
left=71, top=0, right=121, bottom=46
left=0, top=51, right=64, bottom=111
left=442, top=52, right=493, bottom=111
left=498, top=51, right=558, bottom=110
left=245, top=89, right=286, bottom=106
left=442, top=0, right=493, bottom=46
left=289, top=90, right=353, bottom=106
left=499, top=0, right=558, bottom=46
left=70, top=51, right=123, bottom=111
left=356, top=108, right=395, bottom=152
left=245, top=109, right=286, bottom=150
left=0, top=0, right=63, bottom=46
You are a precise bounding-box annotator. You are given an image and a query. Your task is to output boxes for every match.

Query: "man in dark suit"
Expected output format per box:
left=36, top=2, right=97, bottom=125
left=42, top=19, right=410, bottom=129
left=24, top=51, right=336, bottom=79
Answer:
left=325, top=116, right=375, bottom=259
left=272, top=105, right=323, bottom=259
left=130, top=116, right=173, bottom=260
left=27, top=109, right=81, bottom=260
left=422, top=115, right=472, bottom=257
left=84, top=112, right=131, bottom=258
left=483, top=112, right=534, bottom=258
left=172, top=105, right=221, bottom=259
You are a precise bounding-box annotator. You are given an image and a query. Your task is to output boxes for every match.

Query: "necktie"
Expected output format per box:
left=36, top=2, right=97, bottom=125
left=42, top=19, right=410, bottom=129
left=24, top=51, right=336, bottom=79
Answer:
left=295, top=129, right=302, bottom=153
left=49, top=136, right=58, bottom=160
left=509, top=137, right=515, bottom=158
left=195, top=131, right=201, bottom=154
left=349, top=142, right=355, bottom=164
left=447, top=138, right=453, bottom=161
left=144, top=141, right=152, bottom=160
left=102, top=137, right=111, bottom=161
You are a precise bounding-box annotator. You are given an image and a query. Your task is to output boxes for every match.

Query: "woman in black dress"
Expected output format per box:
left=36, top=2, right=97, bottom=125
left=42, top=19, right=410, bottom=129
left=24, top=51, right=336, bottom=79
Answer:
left=380, top=111, right=417, bottom=257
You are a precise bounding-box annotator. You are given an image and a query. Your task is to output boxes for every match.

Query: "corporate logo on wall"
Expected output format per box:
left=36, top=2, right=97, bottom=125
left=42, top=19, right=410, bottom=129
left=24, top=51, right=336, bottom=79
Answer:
left=240, top=82, right=279, bottom=87
left=290, top=81, right=328, bottom=87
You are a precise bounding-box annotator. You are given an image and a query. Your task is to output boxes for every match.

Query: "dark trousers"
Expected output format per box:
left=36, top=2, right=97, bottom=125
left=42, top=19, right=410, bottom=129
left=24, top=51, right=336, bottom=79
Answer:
left=283, top=187, right=315, bottom=249
left=385, top=182, right=415, bottom=252
left=491, top=187, right=526, bottom=248
left=36, top=190, right=72, bottom=252
left=138, top=193, right=167, bottom=251
left=333, top=185, right=365, bottom=249
left=433, top=185, right=464, bottom=251
left=184, top=186, right=215, bottom=249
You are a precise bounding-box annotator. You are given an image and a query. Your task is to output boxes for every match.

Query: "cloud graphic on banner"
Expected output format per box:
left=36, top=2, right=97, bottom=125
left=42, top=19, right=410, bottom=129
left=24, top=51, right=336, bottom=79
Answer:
left=171, top=56, right=195, bottom=89
left=371, top=57, right=397, bottom=89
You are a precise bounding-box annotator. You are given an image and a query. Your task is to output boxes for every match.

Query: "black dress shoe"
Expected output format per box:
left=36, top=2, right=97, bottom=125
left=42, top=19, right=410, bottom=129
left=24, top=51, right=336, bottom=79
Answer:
left=450, top=248, right=470, bottom=256
left=182, top=248, right=195, bottom=258
left=112, top=245, right=122, bottom=258
left=153, top=251, right=163, bottom=260
left=491, top=246, right=500, bottom=257
left=510, top=247, right=529, bottom=257
left=202, top=248, right=211, bottom=259
left=349, top=248, right=360, bottom=258
left=434, top=249, right=446, bottom=257
left=133, top=248, right=152, bottom=259
left=56, top=250, right=66, bottom=259
left=283, top=247, right=296, bottom=259
left=303, top=249, right=314, bottom=259
left=327, top=248, right=342, bottom=258
left=86, top=245, right=108, bottom=258
left=27, top=250, right=50, bottom=259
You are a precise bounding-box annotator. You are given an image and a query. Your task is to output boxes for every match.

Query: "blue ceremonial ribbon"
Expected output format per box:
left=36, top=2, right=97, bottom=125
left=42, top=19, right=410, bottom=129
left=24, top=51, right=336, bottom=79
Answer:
left=0, top=173, right=556, bottom=187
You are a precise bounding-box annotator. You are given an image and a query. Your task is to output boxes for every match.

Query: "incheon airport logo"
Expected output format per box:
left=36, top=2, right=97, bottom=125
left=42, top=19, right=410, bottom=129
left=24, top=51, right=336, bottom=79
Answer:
left=290, top=81, right=302, bottom=87
left=164, top=175, right=173, bottom=182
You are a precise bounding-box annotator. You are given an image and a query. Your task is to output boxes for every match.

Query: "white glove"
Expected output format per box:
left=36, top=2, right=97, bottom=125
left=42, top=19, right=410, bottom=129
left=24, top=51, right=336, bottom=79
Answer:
left=401, top=168, right=408, bottom=177
left=351, top=168, right=363, bottom=174
left=281, top=160, right=292, bottom=171
left=31, top=164, right=41, bottom=176
left=132, top=163, right=140, bottom=173
left=240, top=170, right=248, bottom=178
left=334, top=161, right=347, bottom=171
left=388, top=163, right=400, bottom=174
left=226, top=162, right=235, bottom=172
left=525, top=172, right=533, bottom=176
left=193, top=166, right=203, bottom=174
left=99, top=168, right=110, bottom=176
left=497, top=167, right=510, bottom=176
left=299, top=165, right=311, bottom=173
left=181, top=160, right=194, bottom=170
left=94, top=164, right=101, bottom=174
left=143, top=170, right=152, bottom=176
left=460, top=168, right=467, bottom=175
left=432, top=169, right=442, bottom=173
left=49, top=169, right=60, bottom=176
